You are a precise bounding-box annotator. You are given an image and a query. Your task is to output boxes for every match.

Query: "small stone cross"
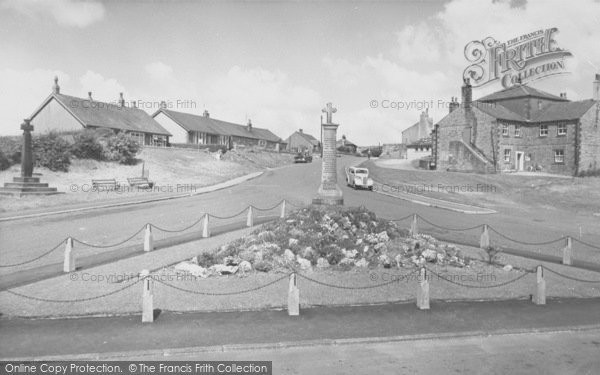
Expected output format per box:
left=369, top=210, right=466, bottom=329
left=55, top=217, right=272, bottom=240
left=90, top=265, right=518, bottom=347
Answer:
left=322, top=102, right=337, bottom=124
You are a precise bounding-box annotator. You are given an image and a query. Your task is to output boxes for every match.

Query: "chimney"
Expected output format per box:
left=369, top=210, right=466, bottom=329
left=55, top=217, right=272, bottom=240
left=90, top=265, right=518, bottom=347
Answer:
left=247, top=119, right=252, bottom=132
left=449, top=97, right=459, bottom=113
left=461, top=78, right=472, bottom=111
left=299, top=128, right=303, bottom=134
left=594, top=74, right=600, bottom=101
left=132, top=101, right=137, bottom=109
left=118, top=92, right=125, bottom=108
left=560, top=92, right=567, bottom=99
left=88, top=92, right=93, bottom=101
left=52, top=76, right=60, bottom=94
left=203, top=109, right=210, bottom=117
left=160, top=101, right=167, bottom=109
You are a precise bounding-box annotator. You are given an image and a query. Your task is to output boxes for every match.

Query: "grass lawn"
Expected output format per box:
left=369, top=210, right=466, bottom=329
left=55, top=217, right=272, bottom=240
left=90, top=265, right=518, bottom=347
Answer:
left=0, top=148, right=293, bottom=213
left=364, top=160, right=600, bottom=215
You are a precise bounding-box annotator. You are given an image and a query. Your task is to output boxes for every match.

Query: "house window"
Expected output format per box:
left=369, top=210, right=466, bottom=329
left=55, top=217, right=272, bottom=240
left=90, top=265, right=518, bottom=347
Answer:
left=554, top=149, right=564, bottom=164
left=502, top=124, right=509, bottom=136
left=514, top=125, right=521, bottom=137
left=129, top=132, right=145, bottom=145
left=557, top=123, right=567, bottom=136
left=504, top=149, right=511, bottom=162
left=539, top=124, right=548, bottom=137
left=258, top=139, right=267, bottom=147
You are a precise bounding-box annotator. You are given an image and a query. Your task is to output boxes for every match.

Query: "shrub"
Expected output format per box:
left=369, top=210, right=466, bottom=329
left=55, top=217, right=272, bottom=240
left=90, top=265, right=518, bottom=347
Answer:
left=71, top=130, right=105, bottom=160
left=33, top=132, right=71, bottom=172
left=0, top=136, right=21, bottom=165
left=104, top=132, right=140, bottom=165
left=0, top=150, right=11, bottom=171
left=197, top=252, right=218, bottom=268
left=254, top=260, right=273, bottom=272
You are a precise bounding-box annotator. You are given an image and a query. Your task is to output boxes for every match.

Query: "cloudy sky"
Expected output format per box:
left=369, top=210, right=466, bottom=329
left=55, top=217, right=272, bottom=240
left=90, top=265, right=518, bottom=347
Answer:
left=1, top=0, right=599, bottom=144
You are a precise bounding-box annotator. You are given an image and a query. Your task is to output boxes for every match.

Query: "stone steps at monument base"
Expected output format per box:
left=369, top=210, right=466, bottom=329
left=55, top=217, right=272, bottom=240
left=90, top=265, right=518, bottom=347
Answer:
left=0, top=186, right=60, bottom=195
left=4, top=182, right=49, bottom=188
left=12, top=177, right=41, bottom=183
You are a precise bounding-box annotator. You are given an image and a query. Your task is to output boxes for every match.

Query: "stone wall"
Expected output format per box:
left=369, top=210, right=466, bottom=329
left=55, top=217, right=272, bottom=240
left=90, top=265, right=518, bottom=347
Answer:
left=578, top=102, right=600, bottom=175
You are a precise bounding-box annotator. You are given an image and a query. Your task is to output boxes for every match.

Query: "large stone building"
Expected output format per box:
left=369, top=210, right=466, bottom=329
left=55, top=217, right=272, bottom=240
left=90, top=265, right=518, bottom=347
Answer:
left=152, top=108, right=286, bottom=150
left=433, top=75, right=600, bottom=176
left=401, top=109, right=434, bottom=161
left=285, top=129, right=320, bottom=153
left=29, top=77, right=171, bottom=146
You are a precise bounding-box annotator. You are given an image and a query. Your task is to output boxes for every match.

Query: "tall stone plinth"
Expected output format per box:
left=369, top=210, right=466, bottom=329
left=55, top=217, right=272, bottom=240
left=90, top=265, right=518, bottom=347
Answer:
left=313, top=123, right=343, bottom=205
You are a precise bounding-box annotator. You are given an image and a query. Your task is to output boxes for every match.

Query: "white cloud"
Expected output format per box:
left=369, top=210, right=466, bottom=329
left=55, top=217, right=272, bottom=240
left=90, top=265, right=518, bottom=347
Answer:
left=78, top=71, right=127, bottom=103
left=145, top=62, right=174, bottom=82
left=2, top=0, right=105, bottom=28
left=208, top=66, right=322, bottom=139
left=0, top=69, right=70, bottom=135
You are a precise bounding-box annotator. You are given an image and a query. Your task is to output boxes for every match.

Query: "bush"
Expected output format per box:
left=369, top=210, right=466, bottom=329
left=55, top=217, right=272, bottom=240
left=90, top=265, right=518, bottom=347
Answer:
left=71, top=130, right=105, bottom=160
left=197, top=252, right=218, bottom=268
left=104, top=132, right=140, bottom=165
left=0, top=136, right=21, bottom=165
left=0, top=150, right=11, bottom=171
left=33, top=132, right=71, bottom=172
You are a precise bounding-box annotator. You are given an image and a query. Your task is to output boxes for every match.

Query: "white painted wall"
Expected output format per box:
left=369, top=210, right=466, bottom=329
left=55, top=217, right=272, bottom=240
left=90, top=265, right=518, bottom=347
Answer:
left=30, top=98, right=83, bottom=133
left=153, top=112, right=188, bottom=143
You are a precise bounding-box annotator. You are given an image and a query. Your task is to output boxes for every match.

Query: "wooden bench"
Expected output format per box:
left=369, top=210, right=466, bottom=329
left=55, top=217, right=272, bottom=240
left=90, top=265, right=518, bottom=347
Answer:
left=92, top=179, right=119, bottom=190
left=127, top=177, right=154, bottom=188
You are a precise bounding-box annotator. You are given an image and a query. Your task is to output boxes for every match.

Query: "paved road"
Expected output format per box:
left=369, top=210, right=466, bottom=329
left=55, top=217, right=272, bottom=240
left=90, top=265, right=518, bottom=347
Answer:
left=2, top=298, right=600, bottom=360
left=143, top=329, right=600, bottom=375
left=1, top=156, right=599, bottom=275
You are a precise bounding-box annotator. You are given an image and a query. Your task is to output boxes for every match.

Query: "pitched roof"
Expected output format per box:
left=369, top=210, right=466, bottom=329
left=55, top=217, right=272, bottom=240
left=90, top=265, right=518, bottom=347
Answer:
left=156, top=109, right=282, bottom=143
left=531, top=99, right=597, bottom=122
left=473, top=102, right=527, bottom=121
left=401, top=121, right=420, bottom=134
left=31, top=93, right=171, bottom=136
left=478, top=85, right=567, bottom=102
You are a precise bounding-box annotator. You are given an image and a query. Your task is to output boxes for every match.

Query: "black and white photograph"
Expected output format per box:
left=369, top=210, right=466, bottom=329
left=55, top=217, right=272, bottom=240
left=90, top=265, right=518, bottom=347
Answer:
left=1, top=0, right=599, bottom=373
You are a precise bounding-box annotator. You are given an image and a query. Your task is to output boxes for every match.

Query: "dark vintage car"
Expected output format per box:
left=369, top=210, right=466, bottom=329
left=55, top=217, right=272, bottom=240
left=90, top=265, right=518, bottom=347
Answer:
left=294, top=152, right=313, bottom=163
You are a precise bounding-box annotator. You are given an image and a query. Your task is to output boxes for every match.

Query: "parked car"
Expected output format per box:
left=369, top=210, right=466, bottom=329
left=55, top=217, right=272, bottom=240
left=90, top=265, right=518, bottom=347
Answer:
left=345, top=166, right=374, bottom=190
left=294, top=152, right=313, bottom=163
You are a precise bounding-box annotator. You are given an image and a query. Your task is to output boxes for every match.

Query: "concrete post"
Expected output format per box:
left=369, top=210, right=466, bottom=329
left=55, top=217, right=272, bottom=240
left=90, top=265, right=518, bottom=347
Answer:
left=410, top=214, right=418, bottom=237
left=143, top=224, right=153, bottom=252
left=533, top=265, right=546, bottom=305
left=63, top=237, right=75, bottom=273
left=202, top=214, right=210, bottom=238
left=480, top=224, right=490, bottom=249
left=141, top=269, right=154, bottom=323
left=562, top=236, right=572, bottom=266
left=416, top=267, right=430, bottom=310
left=280, top=200, right=286, bottom=219
left=288, top=273, right=300, bottom=316
left=246, top=206, right=254, bottom=227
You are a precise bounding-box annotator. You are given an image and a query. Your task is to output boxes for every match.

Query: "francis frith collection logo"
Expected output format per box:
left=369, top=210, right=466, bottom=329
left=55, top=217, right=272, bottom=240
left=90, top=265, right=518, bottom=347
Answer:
left=463, top=27, right=573, bottom=89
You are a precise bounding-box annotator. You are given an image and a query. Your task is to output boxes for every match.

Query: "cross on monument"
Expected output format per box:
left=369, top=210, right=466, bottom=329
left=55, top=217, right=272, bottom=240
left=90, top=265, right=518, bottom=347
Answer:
left=20, top=119, right=34, bottom=178
left=322, top=102, right=337, bottom=124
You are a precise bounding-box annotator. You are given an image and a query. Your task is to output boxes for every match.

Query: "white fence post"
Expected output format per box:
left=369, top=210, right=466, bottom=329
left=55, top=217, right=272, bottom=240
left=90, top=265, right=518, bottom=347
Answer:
left=480, top=224, right=490, bottom=249
left=144, top=224, right=153, bottom=252
left=562, top=236, right=572, bottom=266
left=410, top=214, right=418, bottom=237
left=141, top=269, right=154, bottom=323
left=280, top=200, right=286, bottom=219
left=202, top=214, right=211, bottom=238
left=246, top=206, right=254, bottom=227
left=288, top=273, right=300, bottom=316
left=533, top=265, right=546, bottom=305
left=63, top=237, right=75, bottom=273
left=416, top=267, right=430, bottom=310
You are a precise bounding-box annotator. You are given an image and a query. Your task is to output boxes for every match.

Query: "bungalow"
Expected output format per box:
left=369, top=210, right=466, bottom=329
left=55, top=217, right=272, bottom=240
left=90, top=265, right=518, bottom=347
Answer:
left=29, top=77, right=171, bottom=146
left=152, top=108, right=286, bottom=150
left=285, top=129, right=321, bottom=153
left=336, top=135, right=357, bottom=154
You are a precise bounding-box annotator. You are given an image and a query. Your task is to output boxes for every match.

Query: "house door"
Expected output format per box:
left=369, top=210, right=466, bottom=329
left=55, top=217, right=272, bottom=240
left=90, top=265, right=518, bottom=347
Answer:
left=515, top=151, right=524, bottom=171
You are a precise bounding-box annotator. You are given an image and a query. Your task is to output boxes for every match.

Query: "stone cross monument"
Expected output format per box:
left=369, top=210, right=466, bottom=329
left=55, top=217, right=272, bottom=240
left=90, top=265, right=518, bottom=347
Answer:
left=21, top=119, right=34, bottom=178
left=312, top=102, right=343, bottom=205
left=0, top=119, right=60, bottom=196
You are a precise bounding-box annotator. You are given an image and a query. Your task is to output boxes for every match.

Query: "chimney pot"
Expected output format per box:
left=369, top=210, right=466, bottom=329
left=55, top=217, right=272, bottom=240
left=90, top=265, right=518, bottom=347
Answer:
left=247, top=119, right=252, bottom=131
left=52, top=76, right=60, bottom=94
left=88, top=92, right=93, bottom=101
left=203, top=109, right=210, bottom=117
left=594, top=73, right=600, bottom=101
left=299, top=128, right=303, bottom=134
left=119, top=92, right=125, bottom=107
left=160, top=101, right=167, bottom=109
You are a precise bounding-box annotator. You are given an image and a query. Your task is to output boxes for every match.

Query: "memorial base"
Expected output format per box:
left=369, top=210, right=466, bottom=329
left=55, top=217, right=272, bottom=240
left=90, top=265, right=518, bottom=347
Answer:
left=0, top=176, right=62, bottom=196
left=312, top=184, right=344, bottom=206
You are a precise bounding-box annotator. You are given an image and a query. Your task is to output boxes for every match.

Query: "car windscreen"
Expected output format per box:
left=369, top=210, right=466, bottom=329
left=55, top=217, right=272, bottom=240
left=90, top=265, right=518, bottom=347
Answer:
left=355, top=169, right=368, bottom=174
